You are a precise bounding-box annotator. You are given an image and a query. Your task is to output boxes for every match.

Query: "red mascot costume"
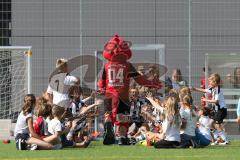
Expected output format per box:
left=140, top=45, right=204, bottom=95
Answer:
left=98, top=35, right=161, bottom=145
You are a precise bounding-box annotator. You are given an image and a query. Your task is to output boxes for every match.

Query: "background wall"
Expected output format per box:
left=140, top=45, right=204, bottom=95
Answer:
left=10, top=0, right=240, bottom=95
left=5, top=0, right=240, bottom=133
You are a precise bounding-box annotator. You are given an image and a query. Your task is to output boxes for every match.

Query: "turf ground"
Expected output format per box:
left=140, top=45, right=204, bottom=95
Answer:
left=0, top=140, right=240, bottom=160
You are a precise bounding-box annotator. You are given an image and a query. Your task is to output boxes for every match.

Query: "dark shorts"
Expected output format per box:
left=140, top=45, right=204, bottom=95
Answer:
left=213, top=108, right=227, bottom=124
left=117, top=99, right=130, bottom=114
left=15, top=133, right=30, bottom=150
left=180, top=134, right=196, bottom=148
left=104, top=98, right=130, bottom=114
left=61, top=135, right=75, bottom=147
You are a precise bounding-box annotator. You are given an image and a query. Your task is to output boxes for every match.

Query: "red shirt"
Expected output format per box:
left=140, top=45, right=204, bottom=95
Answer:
left=99, top=61, right=161, bottom=102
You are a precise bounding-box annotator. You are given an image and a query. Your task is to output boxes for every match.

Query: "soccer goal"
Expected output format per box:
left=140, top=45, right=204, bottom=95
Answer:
left=0, top=46, right=32, bottom=121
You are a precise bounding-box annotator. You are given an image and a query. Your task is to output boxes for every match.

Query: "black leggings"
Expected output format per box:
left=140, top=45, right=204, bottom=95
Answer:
left=154, top=139, right=179, bottom=149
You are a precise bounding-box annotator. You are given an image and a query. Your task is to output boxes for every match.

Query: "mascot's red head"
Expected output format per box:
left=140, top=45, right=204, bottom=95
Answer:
left=103, top=35, right=132, bottom=62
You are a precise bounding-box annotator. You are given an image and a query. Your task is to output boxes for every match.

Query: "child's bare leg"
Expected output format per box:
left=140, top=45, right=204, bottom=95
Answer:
left=74, top=141, right=86, bottom=148
left=215, top=123, right=227, bottom=142
left=74, top=136, right=91, bottom=148
left=66, top=119, right=79, bottom=140
left=43, top=135, right=59, bottom=144
left=27, top=137, right=53, bottom=150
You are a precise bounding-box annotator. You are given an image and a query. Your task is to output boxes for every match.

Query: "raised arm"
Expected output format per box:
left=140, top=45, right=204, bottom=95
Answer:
left=128, top=64, right=162, bottom=89
left=79, top=99, right=103, bottom=115
left=190, top=86, right=207, bottom=93
left=201, top=97, right=218, bottom=104
left=145, top=92, right=164, bottom=113
left=82, top=91, right=95, bottom=103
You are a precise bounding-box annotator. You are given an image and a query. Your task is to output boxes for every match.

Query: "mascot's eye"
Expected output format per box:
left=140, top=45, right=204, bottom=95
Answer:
left=119, top=41, right=132, bottom=50
left=104, top=42, right=116, bottom=52
left=104, top=41, right=132, bottom=52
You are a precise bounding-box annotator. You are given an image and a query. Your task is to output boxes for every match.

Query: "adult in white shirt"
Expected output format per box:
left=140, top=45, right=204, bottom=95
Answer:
left=47, top=58, right=79, bottom=109
left=171, top=68, right=187, bottom=91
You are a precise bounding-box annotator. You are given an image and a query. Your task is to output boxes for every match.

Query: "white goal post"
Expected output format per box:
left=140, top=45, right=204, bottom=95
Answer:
left=0, top=46, right=32, bottom=120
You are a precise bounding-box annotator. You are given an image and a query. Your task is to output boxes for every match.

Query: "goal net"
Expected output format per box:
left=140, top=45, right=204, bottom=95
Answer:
left=0, top=46, right=32, bottom=121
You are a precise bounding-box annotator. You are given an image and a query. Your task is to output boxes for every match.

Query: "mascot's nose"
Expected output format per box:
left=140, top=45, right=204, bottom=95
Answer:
left=115, top=48, right=120, bottom=54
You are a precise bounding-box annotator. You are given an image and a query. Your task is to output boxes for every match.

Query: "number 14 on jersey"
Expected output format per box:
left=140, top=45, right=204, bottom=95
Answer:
left=108, top=67, right=124, bottom=86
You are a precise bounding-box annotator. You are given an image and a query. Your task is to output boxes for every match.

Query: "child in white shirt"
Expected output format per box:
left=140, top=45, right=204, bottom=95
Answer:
left=195, top=107, right=212, bottom=146
left=147, top=95, right=181, bottom=148
left=179, top=94, right=197, bottom=148
left=192, top=73, right=228, bottom=144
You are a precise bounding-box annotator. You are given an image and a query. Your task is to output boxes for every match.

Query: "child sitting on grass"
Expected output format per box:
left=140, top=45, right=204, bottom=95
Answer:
left=155, top=96, right=181, bottom=148
left=15, top=94, right=53, bottom=150
left=48, top=104, right=91, bottom=149
left=33, top=97, right=67, bottom=149
left=34, top=96, right=52, bottom=138
left=68, top=84, right=96, bottom=117
left=195, top=106, right=212, bottom=146
left=146, top=93, right=181, bottom=148
left=128, top=123, right=150, bottom=145
left=179, top=94, right=197, bottom=148
left=66, top=97, right=102, bottom=142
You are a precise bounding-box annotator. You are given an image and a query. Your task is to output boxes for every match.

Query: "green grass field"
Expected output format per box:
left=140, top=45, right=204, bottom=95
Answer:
left=0, top=140, right=240, bottom=160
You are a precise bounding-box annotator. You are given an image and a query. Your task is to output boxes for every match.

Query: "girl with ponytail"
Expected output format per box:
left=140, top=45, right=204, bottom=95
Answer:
left=179, top=94, right=197, bottom=148
left=22, top=94, right=36, bottom=116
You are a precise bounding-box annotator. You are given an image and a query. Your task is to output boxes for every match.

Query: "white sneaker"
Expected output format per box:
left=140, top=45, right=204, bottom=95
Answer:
left=219, top=141, right=228, bottom=145
left=210, top=141, right=218, bottom=146
left=30, top=144, right=38, bottom=150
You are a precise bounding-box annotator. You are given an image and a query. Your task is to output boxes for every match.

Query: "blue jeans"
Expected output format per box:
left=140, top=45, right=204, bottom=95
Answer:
left=195, top=128, right=211, bottom=146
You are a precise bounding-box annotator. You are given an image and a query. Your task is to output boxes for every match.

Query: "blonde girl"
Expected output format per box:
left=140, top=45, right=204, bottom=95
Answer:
left=154, top=96, right=181, bottom=148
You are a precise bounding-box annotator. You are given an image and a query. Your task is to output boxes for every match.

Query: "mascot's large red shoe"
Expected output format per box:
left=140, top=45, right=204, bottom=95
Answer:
left=98, top=35, right=161, bottom=144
